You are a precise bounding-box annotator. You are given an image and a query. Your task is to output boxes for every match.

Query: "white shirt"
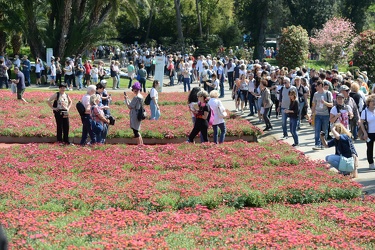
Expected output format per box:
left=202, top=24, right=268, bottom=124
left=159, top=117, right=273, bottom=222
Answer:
left=150, top=87, right=158, bottom=101
left=361, top=108, right=375, bottom=133
left=50, top=64, right=56, bottom=76
left=208, top=98, right=226, bottom=125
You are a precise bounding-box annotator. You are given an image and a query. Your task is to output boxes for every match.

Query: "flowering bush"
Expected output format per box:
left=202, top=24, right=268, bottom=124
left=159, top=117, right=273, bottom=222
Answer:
left=310, top=17, right=357, bottom=67
left=0, top=90, right=262, bottom=139
left=276, top=25, right=309, bottom=69
left=352, top=29, right=375, bottom=81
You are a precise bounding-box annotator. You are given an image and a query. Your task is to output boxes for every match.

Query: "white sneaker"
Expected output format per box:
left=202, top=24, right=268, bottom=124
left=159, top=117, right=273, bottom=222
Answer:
left=369, top=163, right=375, bottom=170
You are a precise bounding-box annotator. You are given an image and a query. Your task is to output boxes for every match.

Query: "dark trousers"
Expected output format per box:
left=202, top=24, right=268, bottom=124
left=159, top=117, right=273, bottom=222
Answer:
left=54, top=111, right=70, bottom=143
left=140, top=77, right=146, bottom=92
left=263, top=107, right=272, bottom=128
left=188, top=119, right=208, bottom=143
left=228, top=72, right=234, bottom=89
left=366, top=133, right=375, bottom=164
left=56, top=73, right=62, bottom=85
left=80, top=114, right=96, bottom=145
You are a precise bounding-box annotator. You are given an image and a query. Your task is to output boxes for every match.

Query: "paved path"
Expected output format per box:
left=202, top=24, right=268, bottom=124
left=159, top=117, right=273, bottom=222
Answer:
left=156, top=78, right=375, bottom=195
left=13, top=75, right=375, bottom=195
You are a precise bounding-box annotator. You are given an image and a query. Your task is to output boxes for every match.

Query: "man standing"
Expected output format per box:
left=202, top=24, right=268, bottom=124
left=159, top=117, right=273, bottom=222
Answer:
left=11, top=67, right=27, bottom=103
left=21, top=55, right=31, bottom=86
left=277, top=77, right=297, bottom=139
left=217, top=61, right=225, bottom=98
left=84, top=60, right=92, bottom=87
left=311, top=80, right=333, bottom=149
left=80, top=85, right=96, bottom=145
left=0, top=58, right=8, bottom=89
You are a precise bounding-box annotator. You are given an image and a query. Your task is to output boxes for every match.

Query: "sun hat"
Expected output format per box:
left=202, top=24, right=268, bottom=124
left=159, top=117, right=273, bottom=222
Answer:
left=131, top=82, right=141, bottom=90
left=336, top=93, right=345, bottom=98
left=340, top=85, right=350, bottom=91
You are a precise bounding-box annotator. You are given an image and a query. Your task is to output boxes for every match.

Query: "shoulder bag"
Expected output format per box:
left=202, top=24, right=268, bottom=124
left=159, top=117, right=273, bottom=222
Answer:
left=137, top=97, right=147, bottom=121
left=358, top=109, right=368, bottom=140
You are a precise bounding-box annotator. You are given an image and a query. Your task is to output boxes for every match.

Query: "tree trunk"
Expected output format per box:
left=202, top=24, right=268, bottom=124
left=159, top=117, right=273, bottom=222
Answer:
left=11, top=33, right=22, bottom=56
left=254, top=1, right=268, bottom=60
left=23, top=0, right=44, bottom=57
left=0, top=31, right=6, bottom=55
left=174, top=0, right=184, bottom=44
left=57, top=0, right=73, bottom=57
left=196, top=0, right=203, bottom=38
left=145, top=0, right=155, bottom=42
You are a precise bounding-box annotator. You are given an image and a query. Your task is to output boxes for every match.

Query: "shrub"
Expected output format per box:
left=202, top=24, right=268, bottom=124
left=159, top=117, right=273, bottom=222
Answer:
left=352, top=29, right=375, bottom=81
left=276, top=25, right=309, bottom=69
left=310, top=17, right=357, bottom=67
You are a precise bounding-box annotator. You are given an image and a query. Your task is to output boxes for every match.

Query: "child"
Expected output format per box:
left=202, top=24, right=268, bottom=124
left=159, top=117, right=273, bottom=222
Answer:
left=91, top=64, right=99, bottom=84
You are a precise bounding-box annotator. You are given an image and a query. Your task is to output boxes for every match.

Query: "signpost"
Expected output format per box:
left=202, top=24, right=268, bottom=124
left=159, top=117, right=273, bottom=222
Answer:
left=154, top=56, right=165, bottom=92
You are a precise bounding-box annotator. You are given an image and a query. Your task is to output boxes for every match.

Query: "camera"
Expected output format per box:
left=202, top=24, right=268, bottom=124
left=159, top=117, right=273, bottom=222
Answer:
left=106, top=115, right=115, bottom=125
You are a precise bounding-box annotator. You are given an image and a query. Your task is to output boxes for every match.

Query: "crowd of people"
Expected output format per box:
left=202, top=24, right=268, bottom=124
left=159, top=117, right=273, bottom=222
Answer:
left=2, top=48, right=375, bottom=176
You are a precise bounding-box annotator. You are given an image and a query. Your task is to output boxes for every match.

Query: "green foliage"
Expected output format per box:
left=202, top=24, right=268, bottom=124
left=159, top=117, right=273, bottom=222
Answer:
left=276, top=25, right=309, bottom=69
left=352, top=29, right=375, bottom=81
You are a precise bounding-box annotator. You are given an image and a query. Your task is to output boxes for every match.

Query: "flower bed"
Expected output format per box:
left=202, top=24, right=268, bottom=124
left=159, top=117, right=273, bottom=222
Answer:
left=0, top=90, right=262, bottom=140
left=0, top=141, right=367, bottom=248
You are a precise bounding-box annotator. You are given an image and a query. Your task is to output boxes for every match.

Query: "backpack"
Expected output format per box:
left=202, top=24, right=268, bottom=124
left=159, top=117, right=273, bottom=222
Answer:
left=76, top=101, right=86, bottom=116
left=144, top=92, right=151, bottom=105
left=207, top=104, right=215, bottom=126
left=52, top=92, right=60, bottom=108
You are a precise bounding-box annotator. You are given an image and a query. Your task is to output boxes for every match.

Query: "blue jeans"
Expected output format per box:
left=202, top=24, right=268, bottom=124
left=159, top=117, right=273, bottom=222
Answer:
left=0, top=77, right=8, bottom=89
left=213, top=122, right=226, bottom=144
left=290, top=117, right=298, bottom=145
left=219, top=80, right=224, bottom=97
left=183, top=78, right=191, bottom=92
left=297, top=101, right=305, bottom=128
left=76, top=75, right=83, bottom=89
left=139, top=77, right=146, bottom=92
left=150, top=99, right=160, bottom=120
left=248, top=93, right=257, bottom=114
left=325, top=154, right=351, bottom=175
left=314, top=114, right=329, bottom=146
left=281, top=108, right=288, bottom=137
left=169, top=75, right=174, bottom=86
left=80, top=115, right=96, bottom=145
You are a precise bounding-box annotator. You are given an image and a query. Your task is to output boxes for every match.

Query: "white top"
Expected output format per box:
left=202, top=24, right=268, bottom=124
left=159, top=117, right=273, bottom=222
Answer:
left=91, top=67, right=98, bottom=78
left=330, top=105, right=352, bottom=130
left=82, top=94, right=91, bottom=110
left=361, top=108, right=375, bottom=133
left=208, top=98, right=226, bottom=125
left=35, top=62, right=42, bottom=73
left=150, top=87, right=158, bottom=102
left=50, top=64, right=56, bottom=76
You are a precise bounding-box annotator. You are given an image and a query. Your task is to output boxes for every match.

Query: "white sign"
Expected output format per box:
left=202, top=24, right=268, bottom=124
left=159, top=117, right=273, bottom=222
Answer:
left=46, top=48, right=53, bottom=66
left=154, top=56, right=165, bottom=92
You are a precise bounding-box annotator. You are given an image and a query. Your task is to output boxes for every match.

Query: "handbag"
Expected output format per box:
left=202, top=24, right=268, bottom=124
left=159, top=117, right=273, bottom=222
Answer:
left=358, top=109, right=368, bottom=140
left=60, top=111, right=69, bottom=118
left=144, top=92, right=151, bottom=105
left=338, top=155, right=354, bottom=172
left=137, top=97, right=146, bottom=121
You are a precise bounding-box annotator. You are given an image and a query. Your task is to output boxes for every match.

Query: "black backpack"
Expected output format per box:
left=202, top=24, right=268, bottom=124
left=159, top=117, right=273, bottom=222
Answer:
left=76, top=101, right=86, bottom=116
left=52, top=92, right=60, bottom=108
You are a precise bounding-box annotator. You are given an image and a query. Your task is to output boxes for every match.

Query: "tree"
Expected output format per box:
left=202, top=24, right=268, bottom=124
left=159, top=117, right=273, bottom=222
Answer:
left=276, top=25, right=309, bottom=69
left=352, top=30, right=375, bottom=81
left=284, top=0, right=339, bottom=35
left=310, top=17, right=357, bottom=67
left=0, top=0, right=145, bottom=58
left=340, top=0, right=373, bottom=32
left=174, top=0, right=184, bottom=45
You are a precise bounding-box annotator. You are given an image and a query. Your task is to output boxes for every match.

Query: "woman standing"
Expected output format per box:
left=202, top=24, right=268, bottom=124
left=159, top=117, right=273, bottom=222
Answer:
left=208, top=90, right=227, bottom=144
left=285, top=90, right=299, bottom=147
left=47, top=83, right=72, bottom=144
left=150, top=80, right=161, bottom=120
left=110, top=60, right=117, bottom=90
left=124, top=82, right=144, bottom=145
left=188, top=90, right=210, bottom=143
left=182, top=62, right=191, bottom=92
left=63, top=60, right=73, bottom=90
left=260, top=79, right=273, bottom=131
left=137, top=64, right=147, bottom=93
left=238, top=74, right=248, bottom=114
left=359, top=94, right=375, bottom=170
left=90, top=94, right=110, bottom=143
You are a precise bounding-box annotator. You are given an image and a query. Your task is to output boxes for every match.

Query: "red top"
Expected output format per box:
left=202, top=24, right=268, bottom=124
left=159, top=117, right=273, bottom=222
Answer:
left=84, top=63, right=92, bottom=74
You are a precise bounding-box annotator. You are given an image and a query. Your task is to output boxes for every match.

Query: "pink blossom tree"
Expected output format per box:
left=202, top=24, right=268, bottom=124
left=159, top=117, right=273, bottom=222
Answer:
left=310, top=17, right=357, bottom=67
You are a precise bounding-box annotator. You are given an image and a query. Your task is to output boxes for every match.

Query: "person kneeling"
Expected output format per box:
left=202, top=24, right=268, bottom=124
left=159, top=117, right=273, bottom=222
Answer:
left=320, top=123, right=358, bottom=178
